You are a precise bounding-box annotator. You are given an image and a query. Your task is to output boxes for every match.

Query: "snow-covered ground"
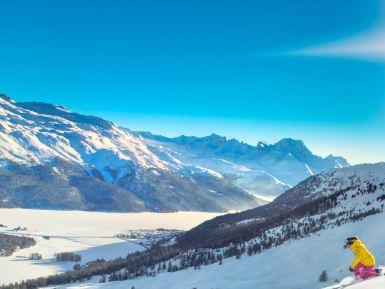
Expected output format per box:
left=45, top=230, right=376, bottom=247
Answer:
left=53, top=211, right=385, bottom=289
left=323, top=274, right=385, bottom=289
left=339, top=276, right=385, bottom=289
left=0, top=209, right=220, bottom=285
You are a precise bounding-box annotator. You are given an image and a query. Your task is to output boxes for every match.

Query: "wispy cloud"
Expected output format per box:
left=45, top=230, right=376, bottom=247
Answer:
left=287, top=22, right=385, bottom=63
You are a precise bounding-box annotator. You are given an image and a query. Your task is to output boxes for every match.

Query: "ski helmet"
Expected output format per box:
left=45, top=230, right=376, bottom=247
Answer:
left=345, top=236, right=358, bottom=247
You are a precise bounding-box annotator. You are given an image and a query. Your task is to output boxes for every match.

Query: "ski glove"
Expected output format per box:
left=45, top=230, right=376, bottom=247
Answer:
left=349, top=267, right=354, bottom=272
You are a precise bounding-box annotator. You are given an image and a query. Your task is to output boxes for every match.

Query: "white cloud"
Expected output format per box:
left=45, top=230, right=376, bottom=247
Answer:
left=287, top=22, right=385, bottom=62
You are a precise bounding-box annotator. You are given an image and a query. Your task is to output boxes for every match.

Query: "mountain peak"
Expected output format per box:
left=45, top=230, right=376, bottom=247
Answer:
left=0, top=93, right=14, bottom=103
left=205, top=133, right=227, bottom=141
left=272, top=138, right=311, bottom=158
left=256, top=141, right=271, bottom=149
left=17, top=101, right=113, bottom=129
left=275, top=138, right=306, bottom=147
left=18, top=101, right=71, bottom=114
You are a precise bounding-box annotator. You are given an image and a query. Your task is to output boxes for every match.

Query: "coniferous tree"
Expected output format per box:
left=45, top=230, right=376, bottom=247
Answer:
left=319, top=270, right=328, bottom=282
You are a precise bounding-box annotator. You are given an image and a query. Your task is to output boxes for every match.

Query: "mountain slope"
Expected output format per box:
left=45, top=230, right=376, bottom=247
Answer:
left=0, top=94, right=259, bottom=212
left=101, top=162, right=385, bottom=288
left=16, top=163, right=385, bottom=289
left=135, top=131, right=349, bottom=200
left=178, top=162, right=385, bottom=248
left=53, top=213, right=385, bottom=289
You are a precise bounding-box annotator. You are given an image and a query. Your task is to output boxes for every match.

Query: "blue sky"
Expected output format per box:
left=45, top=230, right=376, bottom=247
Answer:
left=0, top=0, right=384, bottom=164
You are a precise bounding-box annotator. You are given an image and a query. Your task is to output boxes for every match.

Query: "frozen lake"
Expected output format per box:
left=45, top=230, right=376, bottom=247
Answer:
left=0, top=208, right=221, bottom=285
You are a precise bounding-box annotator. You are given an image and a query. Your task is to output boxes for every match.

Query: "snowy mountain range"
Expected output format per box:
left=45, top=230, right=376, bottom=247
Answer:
left=0, top=93, right=348, bottom=212
left=134, top=131, right=349, bottom=200
left=0, top=94, right=257, bottom=212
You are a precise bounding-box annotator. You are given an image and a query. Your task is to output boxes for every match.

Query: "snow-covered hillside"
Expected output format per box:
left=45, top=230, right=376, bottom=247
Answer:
left=7, top=163, right=384, bottom=289
left=273, top=162, right=385, bottom=209
left=177, top=163, right=385, bottom=248
left=0, top=96, right=163, bottom=170
left=135, top=131, right=349, bottom=200
left=49, top=209, right=385, bottom=289
left=0, top=94, right=259, bottom=212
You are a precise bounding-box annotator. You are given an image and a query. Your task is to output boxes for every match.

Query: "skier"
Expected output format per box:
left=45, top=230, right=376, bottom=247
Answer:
left=345, top=236, right=377, bottom=280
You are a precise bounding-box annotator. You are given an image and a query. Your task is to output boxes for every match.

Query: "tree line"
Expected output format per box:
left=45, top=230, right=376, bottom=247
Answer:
left=0, top=233, right=36, bottom=257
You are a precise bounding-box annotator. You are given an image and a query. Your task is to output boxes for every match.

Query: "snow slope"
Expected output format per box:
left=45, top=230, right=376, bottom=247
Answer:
left=324, top=276, right=385, bottom=289
left=51, top=211, right=385, bottom=289
left=0, top=209, right=221, bottom=285
left=0, top=96, right=164, bottom=170
left=351, top=277, right=385, bottom=289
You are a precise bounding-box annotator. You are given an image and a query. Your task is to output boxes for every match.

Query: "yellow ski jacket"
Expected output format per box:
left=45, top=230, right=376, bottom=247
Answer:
left=349, top=239, right=375, bottom=268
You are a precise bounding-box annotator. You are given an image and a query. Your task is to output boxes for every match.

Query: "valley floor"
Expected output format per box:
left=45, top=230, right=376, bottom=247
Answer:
left=0, top=209, right=220, bottom=285
left=51, top=212, right=385, bottom=289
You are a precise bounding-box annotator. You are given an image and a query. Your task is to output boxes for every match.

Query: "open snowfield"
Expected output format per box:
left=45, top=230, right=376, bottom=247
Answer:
left=0, top=209, right=221, bottom=285
left=53, top=212, right=385, bottom=289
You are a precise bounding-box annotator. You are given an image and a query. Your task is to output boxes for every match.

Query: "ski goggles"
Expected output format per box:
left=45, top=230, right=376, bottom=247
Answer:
left=344, top=238, right=357, bottom=248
